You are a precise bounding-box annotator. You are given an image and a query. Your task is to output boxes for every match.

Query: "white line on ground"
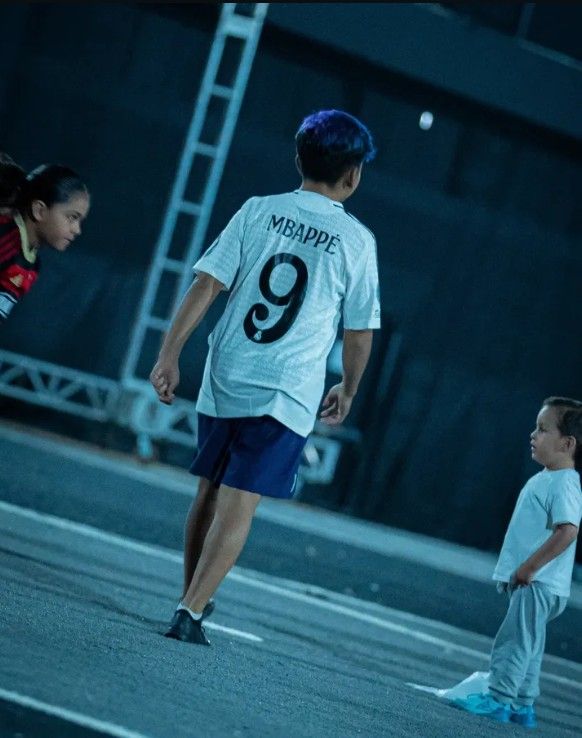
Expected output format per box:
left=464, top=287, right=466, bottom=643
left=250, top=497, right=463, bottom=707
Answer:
left=0, top=500, right=263, bottom=645
left=2, top=420, right=582, bottom=605
left=204, top=622, right=263, bottom=643
left=0, top=422, right=197, bottom=496
left=0, top=499, right=184, bottom=563
left=226, top=571, right=481, bottom=659
left=2, top=499, right=581, bottom=690
left=0, top=686, right=152, bottom=738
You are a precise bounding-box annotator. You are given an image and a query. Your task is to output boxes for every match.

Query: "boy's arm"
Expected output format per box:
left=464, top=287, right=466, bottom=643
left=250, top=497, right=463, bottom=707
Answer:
left=513, top=523, right=579, bottom=586
left=320, top=329, right=373, bottom=425
left=150, top=271, right=224, bottom=405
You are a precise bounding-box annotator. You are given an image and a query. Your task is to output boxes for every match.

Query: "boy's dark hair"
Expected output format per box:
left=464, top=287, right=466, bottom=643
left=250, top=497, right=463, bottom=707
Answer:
left=295, top=109, right=376, bottom=186
left=0, top=153, right=26, bottom=208
left=543, top=396, right=582, bottom=473
left=17, top=164, right=88, bottom=217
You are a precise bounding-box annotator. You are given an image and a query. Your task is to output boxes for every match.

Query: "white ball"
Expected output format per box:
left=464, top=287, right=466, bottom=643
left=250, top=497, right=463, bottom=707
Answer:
left=419, top=111, right=434, bottom=130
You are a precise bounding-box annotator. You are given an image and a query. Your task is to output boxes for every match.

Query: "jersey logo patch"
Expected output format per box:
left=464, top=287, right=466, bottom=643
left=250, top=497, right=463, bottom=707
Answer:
left=0, top=263, right=39, bottom=295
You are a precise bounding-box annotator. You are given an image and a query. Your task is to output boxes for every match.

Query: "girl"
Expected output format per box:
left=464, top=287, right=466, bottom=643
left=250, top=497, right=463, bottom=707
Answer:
left=0, top=153, right=90, bottom=322
left=453, top=396, right=582, bottom=728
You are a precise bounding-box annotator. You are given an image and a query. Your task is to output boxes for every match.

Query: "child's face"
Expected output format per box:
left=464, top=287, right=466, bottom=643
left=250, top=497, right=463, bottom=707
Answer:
left=530, top=405, right=573, bottom=470
left=32, top=191, right=90, bottom=251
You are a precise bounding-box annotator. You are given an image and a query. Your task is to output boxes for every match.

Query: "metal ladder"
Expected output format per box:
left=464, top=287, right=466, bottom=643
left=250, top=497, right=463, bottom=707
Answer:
left=119, top=3, right=269, bottom=455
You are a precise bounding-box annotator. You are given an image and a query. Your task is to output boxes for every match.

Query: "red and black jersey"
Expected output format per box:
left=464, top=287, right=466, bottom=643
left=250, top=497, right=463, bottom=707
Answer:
left=0, top=213, right=40, bottom=321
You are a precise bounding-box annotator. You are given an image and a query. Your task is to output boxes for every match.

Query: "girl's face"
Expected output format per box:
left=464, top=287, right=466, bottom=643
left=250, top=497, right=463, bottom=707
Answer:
left=31, top=191, right=90, bottom=251
left=530, top=405, right=574, bottom=470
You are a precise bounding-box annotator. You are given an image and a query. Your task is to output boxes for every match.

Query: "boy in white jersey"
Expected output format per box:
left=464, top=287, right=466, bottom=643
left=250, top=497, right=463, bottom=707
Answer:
left=150, top=110, right=380, bottom=645
left=452, top=397, right=582, bottom=728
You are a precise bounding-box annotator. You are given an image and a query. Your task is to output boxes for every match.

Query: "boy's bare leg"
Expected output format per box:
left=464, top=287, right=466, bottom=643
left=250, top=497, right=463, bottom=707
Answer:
left=182, top=484, right=261, bottom=613
left=182, top=477, right=218, bottom=598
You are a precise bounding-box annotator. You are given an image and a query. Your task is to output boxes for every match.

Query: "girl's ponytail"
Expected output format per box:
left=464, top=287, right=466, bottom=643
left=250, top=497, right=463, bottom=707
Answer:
left=0, top=153, right=26, bottom=209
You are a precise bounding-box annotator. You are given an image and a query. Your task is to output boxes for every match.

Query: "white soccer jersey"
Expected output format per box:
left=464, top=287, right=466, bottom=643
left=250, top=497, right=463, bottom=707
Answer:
left=193, top=189, right=381, bottom=437
left=493, top=469, right=582, bottom=597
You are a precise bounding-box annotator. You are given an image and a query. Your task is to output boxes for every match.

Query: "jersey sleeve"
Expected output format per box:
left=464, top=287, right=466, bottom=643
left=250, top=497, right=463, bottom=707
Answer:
left=0, top=246, right=22, bottom=322
left=343, top=233, right=381, bottom=330
left=0, top=287, right=18, bottom=321
left=193, top=198, right=253, bottom=290
left=549, top=474, right=582, bottom=528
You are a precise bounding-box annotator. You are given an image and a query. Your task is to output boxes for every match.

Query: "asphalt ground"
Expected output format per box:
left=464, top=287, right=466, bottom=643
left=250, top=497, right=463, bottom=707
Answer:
left=1, top=504, right=581, bottom=738
left=0, top=421, right=581, bottom=737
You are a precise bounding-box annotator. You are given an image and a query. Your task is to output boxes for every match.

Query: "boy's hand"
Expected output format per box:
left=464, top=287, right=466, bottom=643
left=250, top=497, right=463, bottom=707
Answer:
left=320, top=383, right=353, bottom=425
left=512, top=563, right=535, bottom=587
left=150, top=356, right=179, bottom=405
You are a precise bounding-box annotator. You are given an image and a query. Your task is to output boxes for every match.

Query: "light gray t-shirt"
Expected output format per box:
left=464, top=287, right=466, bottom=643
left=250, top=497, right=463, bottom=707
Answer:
left=192, top=190, right=381, bottom=437
left=493, top=468, right=582, bottom=597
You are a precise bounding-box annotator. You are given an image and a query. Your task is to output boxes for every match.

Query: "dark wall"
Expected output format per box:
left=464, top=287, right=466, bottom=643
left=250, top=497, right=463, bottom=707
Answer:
left=0, top=3, right=218, bottom=378
left=267, top=3, right=582, bottom=141
left=0, top=3, right=581, bottom=556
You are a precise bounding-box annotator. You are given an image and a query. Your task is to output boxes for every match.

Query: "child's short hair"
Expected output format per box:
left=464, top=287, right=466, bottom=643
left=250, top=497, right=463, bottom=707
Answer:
left=543, top=396, right=582, bottom=473
left=295, top=109, right=376, bottom=186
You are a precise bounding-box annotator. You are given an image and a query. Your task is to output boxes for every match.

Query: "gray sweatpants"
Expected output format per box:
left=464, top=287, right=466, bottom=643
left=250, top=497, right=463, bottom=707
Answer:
left=489, top=582, right=567, bottom=706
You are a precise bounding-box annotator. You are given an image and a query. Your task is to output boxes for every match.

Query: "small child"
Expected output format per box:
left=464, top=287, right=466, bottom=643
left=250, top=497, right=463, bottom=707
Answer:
left=453, top=396, right=582, bottom=728
left=0, top=153, right=90, bottom=322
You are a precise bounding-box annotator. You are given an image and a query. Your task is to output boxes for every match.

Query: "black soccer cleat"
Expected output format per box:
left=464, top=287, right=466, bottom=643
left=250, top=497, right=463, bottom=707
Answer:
left=164, top=609, right=211, bottom=646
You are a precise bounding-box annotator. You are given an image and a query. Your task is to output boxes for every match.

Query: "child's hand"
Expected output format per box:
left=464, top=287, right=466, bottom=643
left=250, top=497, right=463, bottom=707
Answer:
left=150, top=356, right=179, bottom=405
left=320, top=383, right=353, bottom=425
left=512, top=564, right=535, bottom=587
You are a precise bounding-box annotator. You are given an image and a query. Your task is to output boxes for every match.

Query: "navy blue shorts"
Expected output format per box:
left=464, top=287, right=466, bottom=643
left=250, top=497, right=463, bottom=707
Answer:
left=189, top=413, right=308, bottom=499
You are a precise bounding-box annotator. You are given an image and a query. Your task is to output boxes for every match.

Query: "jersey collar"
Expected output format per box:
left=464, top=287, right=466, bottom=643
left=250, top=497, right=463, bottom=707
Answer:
left=293, top=189, right=345, bottom=210
left=14, top=213, right=38, bottom=264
